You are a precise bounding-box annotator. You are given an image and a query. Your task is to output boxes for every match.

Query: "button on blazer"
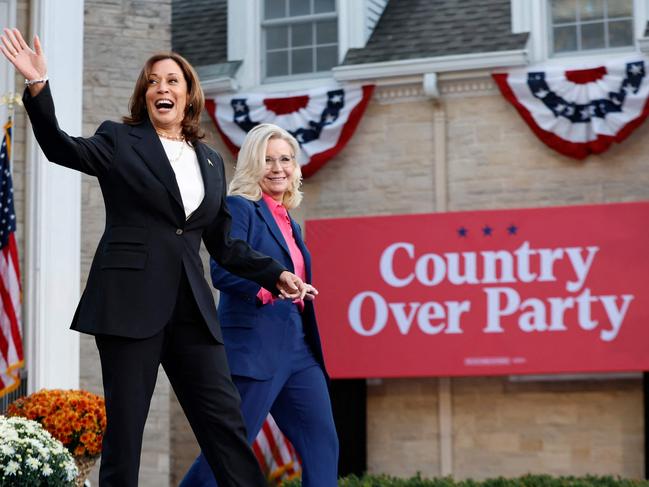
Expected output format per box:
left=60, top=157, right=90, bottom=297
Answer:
left=23, top=83, right=285, bottom=341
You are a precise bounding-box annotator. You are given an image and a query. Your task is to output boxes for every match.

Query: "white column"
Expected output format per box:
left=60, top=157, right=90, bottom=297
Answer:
left=228, top=0, right=260, bottom=88
left=338, top=0, right=366, bottom=61
left=24, top=0, right=84, bottom=391
left=635, top=0, right=649, bottom=40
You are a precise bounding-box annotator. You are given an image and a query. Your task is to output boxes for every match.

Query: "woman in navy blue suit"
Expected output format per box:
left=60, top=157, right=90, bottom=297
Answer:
left=181, top=124, right=339, bottom=486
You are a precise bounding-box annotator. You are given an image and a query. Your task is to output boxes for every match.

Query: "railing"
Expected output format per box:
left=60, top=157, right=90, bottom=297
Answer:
left=0, top=369, right=28, bottom=414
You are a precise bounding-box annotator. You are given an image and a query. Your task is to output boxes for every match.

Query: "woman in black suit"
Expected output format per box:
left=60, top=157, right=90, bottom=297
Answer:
left=0, top=28, right=307, bottom=487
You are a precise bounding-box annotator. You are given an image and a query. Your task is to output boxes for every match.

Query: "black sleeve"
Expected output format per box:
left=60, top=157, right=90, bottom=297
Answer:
left=22, top=82, right=114, bottom=177
left=202, top=154, right=286, bottom=293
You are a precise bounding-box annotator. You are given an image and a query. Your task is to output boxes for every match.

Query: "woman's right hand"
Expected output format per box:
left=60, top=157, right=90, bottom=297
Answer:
left=0, top=28, right=47, bottom=95
left=304, top=284, right=319, bottom=302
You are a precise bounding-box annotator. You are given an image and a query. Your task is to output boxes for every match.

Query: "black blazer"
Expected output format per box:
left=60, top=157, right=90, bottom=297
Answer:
left=23, top=83, right=285, bottom=341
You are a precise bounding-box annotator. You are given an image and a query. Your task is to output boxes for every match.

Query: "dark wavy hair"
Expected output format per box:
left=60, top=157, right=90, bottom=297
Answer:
left=123, top=52, right=205, bottom=143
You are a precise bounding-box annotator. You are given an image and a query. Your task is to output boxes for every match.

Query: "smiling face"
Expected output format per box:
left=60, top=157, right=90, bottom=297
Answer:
left=144, top=58, right=188, bottom=134
left=259, top=137, right=295, bottom=202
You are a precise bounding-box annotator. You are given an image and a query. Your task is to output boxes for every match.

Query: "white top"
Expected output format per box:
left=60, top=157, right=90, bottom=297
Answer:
left=159, top=138, right=205, bottom=219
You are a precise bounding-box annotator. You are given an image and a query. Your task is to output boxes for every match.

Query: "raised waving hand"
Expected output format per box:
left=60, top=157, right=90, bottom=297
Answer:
left=0, top=28, right=47, bottom=95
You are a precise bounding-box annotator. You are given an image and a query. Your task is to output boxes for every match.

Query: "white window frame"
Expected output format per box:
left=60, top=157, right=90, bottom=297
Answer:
left=226, top=0, right=369, bottom=93
left=548, top=0, right=635, bottom=56
left=260, top=2, right=338, bottom=83
left=511, top=0, right=649, bottom=65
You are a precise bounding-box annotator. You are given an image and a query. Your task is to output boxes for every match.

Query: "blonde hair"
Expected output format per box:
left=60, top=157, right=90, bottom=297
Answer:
left=229, top=123, right=303, bottom=209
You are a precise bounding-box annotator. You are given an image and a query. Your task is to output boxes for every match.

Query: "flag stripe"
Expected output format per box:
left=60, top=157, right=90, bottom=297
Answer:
left=261, top=420, right=286, bottom=470
left=252, top=414, right=302, bottom=483
left=0, top=252, right=21, bottom=360
left=0, top=119, right=24, bottom=397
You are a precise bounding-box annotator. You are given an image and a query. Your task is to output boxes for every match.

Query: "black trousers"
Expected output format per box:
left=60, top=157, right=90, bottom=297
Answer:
left=95, top=269, right=266, bottom=487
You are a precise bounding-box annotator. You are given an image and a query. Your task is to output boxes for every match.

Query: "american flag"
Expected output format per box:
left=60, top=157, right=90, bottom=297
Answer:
left=252, top=414, right=302, bottom=484
left=0, top=118, right=24, bottom=397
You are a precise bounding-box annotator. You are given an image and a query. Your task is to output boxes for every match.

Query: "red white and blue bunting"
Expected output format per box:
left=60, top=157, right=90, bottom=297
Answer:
left=205, top=84, right=374, bottom=177
left=493, top=56, right=649, bottom=159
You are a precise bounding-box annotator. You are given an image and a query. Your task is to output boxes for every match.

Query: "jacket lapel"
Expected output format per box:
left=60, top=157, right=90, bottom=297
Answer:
left=291, top=218, right=312, bottom=281
left=255, top=198, right=292, bottom=262
left=130, top=119, right=184, bottom=211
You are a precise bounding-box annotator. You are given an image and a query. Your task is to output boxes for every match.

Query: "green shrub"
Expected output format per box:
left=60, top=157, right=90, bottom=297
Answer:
left=280, top=474, right=649, bottom=487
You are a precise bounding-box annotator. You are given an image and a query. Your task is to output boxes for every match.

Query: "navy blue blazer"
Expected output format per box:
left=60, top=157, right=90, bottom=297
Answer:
left=211, top=195, right=327, bottom=381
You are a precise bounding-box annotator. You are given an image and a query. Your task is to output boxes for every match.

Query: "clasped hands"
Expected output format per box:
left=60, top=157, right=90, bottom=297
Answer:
left=276, top=271, right=318, bottom=301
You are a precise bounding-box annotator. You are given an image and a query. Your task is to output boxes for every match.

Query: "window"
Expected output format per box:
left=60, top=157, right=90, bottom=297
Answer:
left=262, top=0, right=338, bottom=80
left=550, top=0, right=634, bottom=55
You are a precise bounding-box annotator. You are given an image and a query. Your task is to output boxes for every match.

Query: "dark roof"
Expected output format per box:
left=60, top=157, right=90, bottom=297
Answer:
left=172, top=0, right=228, bottom=67
left=343, top=0, right=529, bottom=65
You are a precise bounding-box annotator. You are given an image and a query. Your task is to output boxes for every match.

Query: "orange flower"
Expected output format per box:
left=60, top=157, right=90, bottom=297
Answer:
left=7, top=388, right=106, bottom=458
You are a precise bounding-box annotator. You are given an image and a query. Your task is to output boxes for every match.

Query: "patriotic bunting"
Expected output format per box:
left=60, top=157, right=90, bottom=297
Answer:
left=493, top=56, right=649, bottom=159
left=206, top=84, right=374, bottom=177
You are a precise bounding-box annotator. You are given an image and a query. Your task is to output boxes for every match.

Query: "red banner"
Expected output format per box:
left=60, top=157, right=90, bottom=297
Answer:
left=307, top=202, right=649, bottom=378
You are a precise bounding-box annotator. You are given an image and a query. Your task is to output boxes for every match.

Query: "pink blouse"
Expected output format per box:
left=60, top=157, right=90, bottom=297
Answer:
left=257, top=192, right=305, bottom=307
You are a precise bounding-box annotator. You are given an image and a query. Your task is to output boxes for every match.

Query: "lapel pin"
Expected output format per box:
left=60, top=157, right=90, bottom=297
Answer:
left=207, top=158, right=214, bottom=167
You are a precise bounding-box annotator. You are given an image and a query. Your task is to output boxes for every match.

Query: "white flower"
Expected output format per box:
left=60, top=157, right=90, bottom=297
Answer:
left=3, top=429, right=18, bottom=441
left=26, top=456, right=40, bottom=469
left=0, top=414, right=77, bottom=485
left=0, top=444, right=14, bottom=455
left=5, top=460, right=19, bottom=475
left=65, top=462, right=78, bottom=481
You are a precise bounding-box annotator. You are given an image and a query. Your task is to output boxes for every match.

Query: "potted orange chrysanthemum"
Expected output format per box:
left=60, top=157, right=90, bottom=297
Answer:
left=7, top=389, right=106, bottom=487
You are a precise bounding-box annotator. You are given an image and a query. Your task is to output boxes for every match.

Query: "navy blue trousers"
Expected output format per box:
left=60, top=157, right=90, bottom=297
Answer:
left=180, top=307, right=339, bottom=487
